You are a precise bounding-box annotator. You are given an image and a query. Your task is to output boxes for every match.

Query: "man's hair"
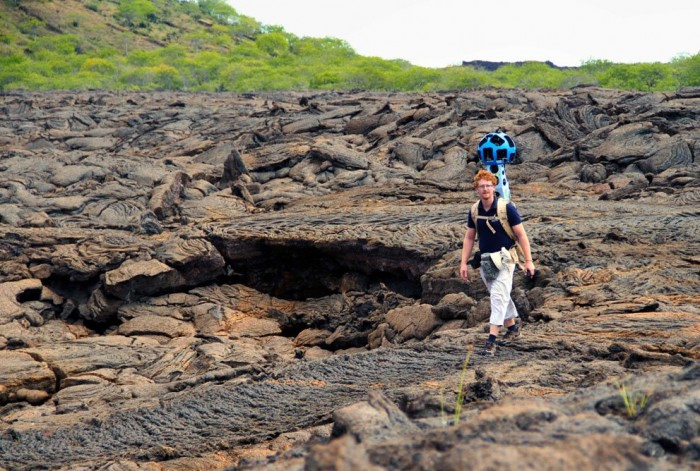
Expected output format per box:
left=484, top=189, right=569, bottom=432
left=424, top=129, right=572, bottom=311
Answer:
left=473, top=169, right=497, bottom=188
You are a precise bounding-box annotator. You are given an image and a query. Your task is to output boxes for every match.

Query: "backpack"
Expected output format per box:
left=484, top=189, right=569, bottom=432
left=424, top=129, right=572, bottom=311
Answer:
left=470, top=198, right=525, bottom=269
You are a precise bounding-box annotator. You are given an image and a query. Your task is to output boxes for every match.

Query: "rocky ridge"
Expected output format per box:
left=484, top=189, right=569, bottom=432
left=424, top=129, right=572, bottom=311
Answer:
left=0, top=87, right=699, bottom=470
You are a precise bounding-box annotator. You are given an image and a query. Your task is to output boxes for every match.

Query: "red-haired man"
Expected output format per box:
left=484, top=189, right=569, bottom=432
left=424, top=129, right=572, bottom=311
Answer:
left=460, top=169, right=536, bottom=355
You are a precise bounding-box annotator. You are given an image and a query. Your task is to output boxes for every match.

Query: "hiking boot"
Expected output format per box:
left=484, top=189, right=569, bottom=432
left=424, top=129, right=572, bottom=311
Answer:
left=503, top=327, right=521, bottom=343
left=482, top=341, right=496, bottom=356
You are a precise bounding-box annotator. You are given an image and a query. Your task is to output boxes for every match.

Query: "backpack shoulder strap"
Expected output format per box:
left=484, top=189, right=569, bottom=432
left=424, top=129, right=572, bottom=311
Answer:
left=498, top=199, right=526, bottom=269
left=470, top=201, right=480, bottom=240
left=497, top=198, right=516, bottom=241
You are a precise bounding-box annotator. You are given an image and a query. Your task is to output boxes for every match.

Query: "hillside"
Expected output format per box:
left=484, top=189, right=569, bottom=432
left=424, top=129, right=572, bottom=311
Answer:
left=1, top=0, right=698, bottom=92
left=0, top=0, right=259, bottom=53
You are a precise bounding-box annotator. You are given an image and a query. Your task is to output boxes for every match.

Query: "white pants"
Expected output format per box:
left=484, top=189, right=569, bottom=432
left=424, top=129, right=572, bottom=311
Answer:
left=480, top=263, right=518, bottom=326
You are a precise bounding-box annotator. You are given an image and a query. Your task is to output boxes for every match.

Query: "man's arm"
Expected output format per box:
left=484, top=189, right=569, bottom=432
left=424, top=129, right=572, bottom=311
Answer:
left=511, top=223, right=535, bottom=278
left=460, top=227, right=476, bottom=280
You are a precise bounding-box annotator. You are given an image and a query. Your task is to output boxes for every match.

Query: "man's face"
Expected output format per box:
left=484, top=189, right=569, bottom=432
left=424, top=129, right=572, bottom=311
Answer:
left=476, top=180, right=494, bottom=194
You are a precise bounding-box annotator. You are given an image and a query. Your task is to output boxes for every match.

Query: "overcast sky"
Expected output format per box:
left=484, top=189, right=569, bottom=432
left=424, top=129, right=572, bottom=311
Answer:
left=228, top=0, right=699, bottom=68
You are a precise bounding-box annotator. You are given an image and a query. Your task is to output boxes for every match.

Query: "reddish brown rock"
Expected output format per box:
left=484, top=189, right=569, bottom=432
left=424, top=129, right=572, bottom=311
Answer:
left=0, top=88, right=698, bottom=471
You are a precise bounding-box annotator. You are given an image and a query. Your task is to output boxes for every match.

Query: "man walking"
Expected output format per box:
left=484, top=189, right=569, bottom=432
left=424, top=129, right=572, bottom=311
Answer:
left=460, top=169, right=535, bottom=355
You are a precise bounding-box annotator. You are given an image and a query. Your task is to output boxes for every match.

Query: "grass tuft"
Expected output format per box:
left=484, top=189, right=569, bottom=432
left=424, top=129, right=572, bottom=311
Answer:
left=453, top=343, right=474, bottom=425
left=616, top=381, right=650, bottom=418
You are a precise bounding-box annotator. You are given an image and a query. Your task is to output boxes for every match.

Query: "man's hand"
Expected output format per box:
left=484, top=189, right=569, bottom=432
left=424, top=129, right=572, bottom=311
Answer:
left=460, top=262, right=469, bottom=281
left=524, top=260, right=536, bottom=279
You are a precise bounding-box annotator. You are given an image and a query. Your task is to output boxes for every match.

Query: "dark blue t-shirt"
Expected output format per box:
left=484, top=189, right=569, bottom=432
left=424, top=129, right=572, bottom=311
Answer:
left=467, top=197, right=522, bottom=253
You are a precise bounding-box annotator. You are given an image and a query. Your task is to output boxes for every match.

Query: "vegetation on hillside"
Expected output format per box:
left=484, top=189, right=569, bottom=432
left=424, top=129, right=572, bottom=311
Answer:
left=0, top=0, right=698, bottom=92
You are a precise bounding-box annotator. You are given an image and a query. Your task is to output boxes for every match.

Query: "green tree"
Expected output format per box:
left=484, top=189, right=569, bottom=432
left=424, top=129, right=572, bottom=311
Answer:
left=26, top=35, right=82, bottom=55
left=198, top=0, right=237, bottom=23
left=120, top=64, right=181, bottom=89
left=597, top=63, right=673, bottom=91
left=43, top=54, right=83, bottom=75
left=0, top=55, right=29, bottom=89
left=177, top=0, right=200, bottom=17
left=127, top=49, right=161, bottom=67
left=255, top=32, right=289, bottom=57
left=493, top=62, right=564, bottom=89
left=421, top=66, right=486, bottom=91
left=292, top=37, right=355, bottom=67
left=180, top=50, right=226, bottom=87
left=310, top=70, right=341, bottom=89
left=219, top=61, right=248, bottom=91
left=228, top=15, right=260, bottom=39
left=159, top=44, right=187, bottom=64
left=392, top=65, right=441, bottom=91
left=116, top=0, right=159, bottom=28
left=671, top=53, right=700, bottom=87
left=151, top=64, right=181, bottom=89
left=229, top=39, right=267, bottom=62
left=210, top=24, right=234, bottom=48
left=598, top=64, right=634, bottom=90
left=636, top=63, right=667, bottom=90
left=580, top=59, right=614, bottom=74
left=81, top=57, right=117, bottom=75
left=341, top=57, right=400, bottom=90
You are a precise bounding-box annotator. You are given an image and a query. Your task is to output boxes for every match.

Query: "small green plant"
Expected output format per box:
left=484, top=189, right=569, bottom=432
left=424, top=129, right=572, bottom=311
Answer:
left=616, top=381, right=650, bottom=418
left=453, top=343, right=474, bottom=425
left=438, top=344, right=474, bottom=426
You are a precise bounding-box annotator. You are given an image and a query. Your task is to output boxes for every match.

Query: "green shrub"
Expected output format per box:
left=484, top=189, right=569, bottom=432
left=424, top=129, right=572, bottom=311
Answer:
left=672, top=53, right=700, bottom=87
left=310, top=70, right=340, bottom=89
left=26, top=35, right=81, bottom=55
left=116, top=0, right=159, bottom=28
left=255, top=32, right=289, bottom=57
left=198, top=0, right=237, bottom=23
left=81, top=57, right=117, bottom=74
left=120, top=64, right=181, bottom=89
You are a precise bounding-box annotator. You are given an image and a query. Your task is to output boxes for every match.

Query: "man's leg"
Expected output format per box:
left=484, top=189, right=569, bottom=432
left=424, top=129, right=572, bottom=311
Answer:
left=481, top=266, right=515, bottom=354
left=488, top=266, right=515, bottom=327
left=502, top=268, right=521, bottom=341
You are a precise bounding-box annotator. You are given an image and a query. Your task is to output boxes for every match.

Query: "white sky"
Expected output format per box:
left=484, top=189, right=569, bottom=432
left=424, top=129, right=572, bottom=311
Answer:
left=227, top=0, right=699, bottom=68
